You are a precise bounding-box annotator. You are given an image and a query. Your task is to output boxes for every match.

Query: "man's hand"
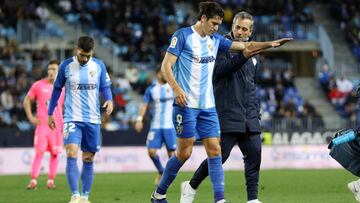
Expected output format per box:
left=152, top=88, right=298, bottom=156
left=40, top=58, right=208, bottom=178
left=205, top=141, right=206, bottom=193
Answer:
left=103, top=100, right=113, bottom=115
left=48, top=115, right=55, bottom=130
left=134, top=121, right=143, bottom=133
left=270, top=38, right=293, bottom=48
left=29, top=115, right=39, bottom=126
left=174, top=87, right=188, bottom=107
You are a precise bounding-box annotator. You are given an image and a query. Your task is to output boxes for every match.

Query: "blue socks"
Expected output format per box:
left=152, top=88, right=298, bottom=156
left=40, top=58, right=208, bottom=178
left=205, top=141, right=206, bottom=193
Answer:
left=66, top=157, right=80, bottom=195
left=66, top=158, right=94, bottom=198
left=150, top=155, right=164, bottom=174
left=208, top=156, right=225, bottom=202
left=81, top=161, right=94, bottom=198
left=156, top=156, right=183, bottom=195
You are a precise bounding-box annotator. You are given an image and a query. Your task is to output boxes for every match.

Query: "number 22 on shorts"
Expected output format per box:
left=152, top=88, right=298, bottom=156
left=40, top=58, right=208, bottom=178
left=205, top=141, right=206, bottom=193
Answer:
left=63, top=122, right=75, bottom=139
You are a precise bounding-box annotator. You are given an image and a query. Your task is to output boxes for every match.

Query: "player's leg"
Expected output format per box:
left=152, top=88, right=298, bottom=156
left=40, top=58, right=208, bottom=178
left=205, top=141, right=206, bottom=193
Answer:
left=79, top=122, right=101, bottom=202
left=348, top=179, right=360, bottom=202
left=237, top=133, right=262, bottom=202
left=197, top=108, right=225, bottom=203
left=152, top=106, right=197, bottom=202
left=180, top=133, right=237, bottom=202
left=180, top=134, right=236, bottom=203
left=47, top=127, right=62, bottom=189
left=27, top=126, right=48, bottom=189
left=163, top=128, right=177, bottom=158
left=147, top=129, right=165, bottom=178
left=64, top=122, right=83, bottom=201
left=153, top=137, right=194, bottom=201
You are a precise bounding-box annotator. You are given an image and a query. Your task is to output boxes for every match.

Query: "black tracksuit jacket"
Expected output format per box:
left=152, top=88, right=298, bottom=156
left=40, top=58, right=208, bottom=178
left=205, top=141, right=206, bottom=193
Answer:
left=213, top=34, right=261, bottom=134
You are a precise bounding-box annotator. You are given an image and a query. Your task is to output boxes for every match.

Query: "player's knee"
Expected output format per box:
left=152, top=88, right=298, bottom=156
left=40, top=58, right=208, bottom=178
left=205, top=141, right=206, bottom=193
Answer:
left=82, top=152, right=95, bottom=162
left=167, top=150, right=175, bottom=158
left=177, top=150, right=192, bottom=162
left=50, top=153, right=58, bottom=158
left=35, top=151, right=44, bottom=157
left=206, top=145, right=221, bottom=157
left=147, top=149, right=157, bottom=157
left=83, top=156, right=94, bottom=163
left=66, top=148, right=77, bottom=158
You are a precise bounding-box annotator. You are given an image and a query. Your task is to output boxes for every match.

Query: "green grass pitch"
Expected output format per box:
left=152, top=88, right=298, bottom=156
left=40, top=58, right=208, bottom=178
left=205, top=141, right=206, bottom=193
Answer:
left=0, top=169, right=357, bottom=203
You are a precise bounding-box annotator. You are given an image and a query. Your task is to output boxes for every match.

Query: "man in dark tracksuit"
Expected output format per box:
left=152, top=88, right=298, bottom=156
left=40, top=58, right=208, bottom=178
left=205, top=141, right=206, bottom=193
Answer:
left=180, top=12, right=263, bottom=203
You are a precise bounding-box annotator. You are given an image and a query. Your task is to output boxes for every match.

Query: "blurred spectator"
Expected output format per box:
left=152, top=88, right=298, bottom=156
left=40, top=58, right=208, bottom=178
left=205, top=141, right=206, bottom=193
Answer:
left=318, top=64, right=333, bottom=92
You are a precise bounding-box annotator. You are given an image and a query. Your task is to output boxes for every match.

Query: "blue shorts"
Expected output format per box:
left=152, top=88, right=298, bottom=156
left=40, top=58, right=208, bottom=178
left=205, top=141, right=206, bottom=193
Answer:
left=146, top=128, right=177, bottom=150
left=173, top=105, right=220, bottom=140
left=63, top=121, right=101, bottom=153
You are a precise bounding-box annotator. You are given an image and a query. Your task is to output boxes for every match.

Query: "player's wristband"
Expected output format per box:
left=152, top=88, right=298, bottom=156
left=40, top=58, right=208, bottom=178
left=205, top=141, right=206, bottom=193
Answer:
left=136, top=116, right=143, bottom=122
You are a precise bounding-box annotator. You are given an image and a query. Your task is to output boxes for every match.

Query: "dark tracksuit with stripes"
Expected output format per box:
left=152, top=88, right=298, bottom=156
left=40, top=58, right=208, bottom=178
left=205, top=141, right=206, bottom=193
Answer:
left=189, top=33, right=262, bottom=201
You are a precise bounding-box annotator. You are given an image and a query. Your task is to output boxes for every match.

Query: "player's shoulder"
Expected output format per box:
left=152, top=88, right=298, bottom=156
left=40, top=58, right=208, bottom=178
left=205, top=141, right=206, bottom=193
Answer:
left=32, top=79, right=45, bottom=86
left=146, top=82, right=157, bottom=92
left=211, top=32, right=225, bottom=40
left=91, top=57, right=105, bottom=67
left=174, top=26, right=193, bottom=38
left=60, top=57, right=75, bottom=68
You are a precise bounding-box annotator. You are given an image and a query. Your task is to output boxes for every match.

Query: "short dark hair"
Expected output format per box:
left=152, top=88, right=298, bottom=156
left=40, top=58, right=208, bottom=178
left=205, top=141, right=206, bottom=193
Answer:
left=77, top=36, right=94, bottom=52
left=197, top=1, right=224, bottom=21
left=48, top=59, right=60, bottom=66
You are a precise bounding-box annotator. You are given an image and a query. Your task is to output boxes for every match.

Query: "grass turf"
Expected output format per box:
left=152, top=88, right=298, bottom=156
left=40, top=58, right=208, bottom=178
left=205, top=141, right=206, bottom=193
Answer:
left=0, top=169, right=356, bottom=203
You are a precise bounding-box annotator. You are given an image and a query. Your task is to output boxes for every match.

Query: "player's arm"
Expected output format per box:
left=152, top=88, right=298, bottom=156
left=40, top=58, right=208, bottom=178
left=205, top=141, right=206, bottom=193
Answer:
left=99, top=61, right=114, bottom=115
left=214, top=45, right=262, bottom=78
left=135, top=86, right=152, bottom=133
left=48, top=62, right=66, bottom=130
left=134, top=103, right=148, bottom=133
left=23, top=95, right=38, bottom=125
left=101, top=86, right=113, bottom=115
left=229, top=38, right=293, bottom=52
left=162, top=52, right=188, bottom=107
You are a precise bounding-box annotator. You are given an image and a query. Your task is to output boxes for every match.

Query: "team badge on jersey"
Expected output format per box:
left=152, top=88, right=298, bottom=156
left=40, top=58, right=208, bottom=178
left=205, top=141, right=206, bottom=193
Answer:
left=170, top=37, right=178, bottom=48
left=89, top=71, right=96, bottom=77
left=208, top=43, right=214, bottom=51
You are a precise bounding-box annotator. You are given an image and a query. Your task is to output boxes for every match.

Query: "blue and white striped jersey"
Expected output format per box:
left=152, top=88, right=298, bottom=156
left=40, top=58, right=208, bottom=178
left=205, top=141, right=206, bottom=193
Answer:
left=144, top=82, right=174, bottom=129
left=167, top=26, right=232, bottom=109
left=54, top=56, right=111, bottom=124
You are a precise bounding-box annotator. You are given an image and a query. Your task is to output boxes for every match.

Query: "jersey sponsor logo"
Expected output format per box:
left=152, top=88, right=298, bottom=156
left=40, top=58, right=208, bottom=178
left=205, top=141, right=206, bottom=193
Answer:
left=70, top=82, right=97, bottom=90
left=191, top=55, right=215, bottom=64
left=169, top=37, right=178, bottom=48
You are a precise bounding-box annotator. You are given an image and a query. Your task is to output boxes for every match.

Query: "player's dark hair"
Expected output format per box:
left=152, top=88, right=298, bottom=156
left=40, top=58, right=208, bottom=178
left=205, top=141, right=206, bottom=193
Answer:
left=48, top=59, right=60, bottom=66
left=197, top=1, right=224, bottom=21
left=77, top=36, right=94, bottom=52
left=155, top=67, right=161, bottom=73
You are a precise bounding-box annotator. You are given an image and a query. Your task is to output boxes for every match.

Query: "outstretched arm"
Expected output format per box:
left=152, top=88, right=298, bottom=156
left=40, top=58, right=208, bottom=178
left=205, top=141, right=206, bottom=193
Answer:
left=230, top=38, right=293, bottom=52
left=214, top=45, right=262, bottom=78
left=161, top=52, right=188, bottom=107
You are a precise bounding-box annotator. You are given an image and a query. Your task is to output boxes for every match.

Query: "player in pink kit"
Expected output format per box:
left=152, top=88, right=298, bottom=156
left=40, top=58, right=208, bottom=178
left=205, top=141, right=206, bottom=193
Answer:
left=24, top=59, right=64, bottom=190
